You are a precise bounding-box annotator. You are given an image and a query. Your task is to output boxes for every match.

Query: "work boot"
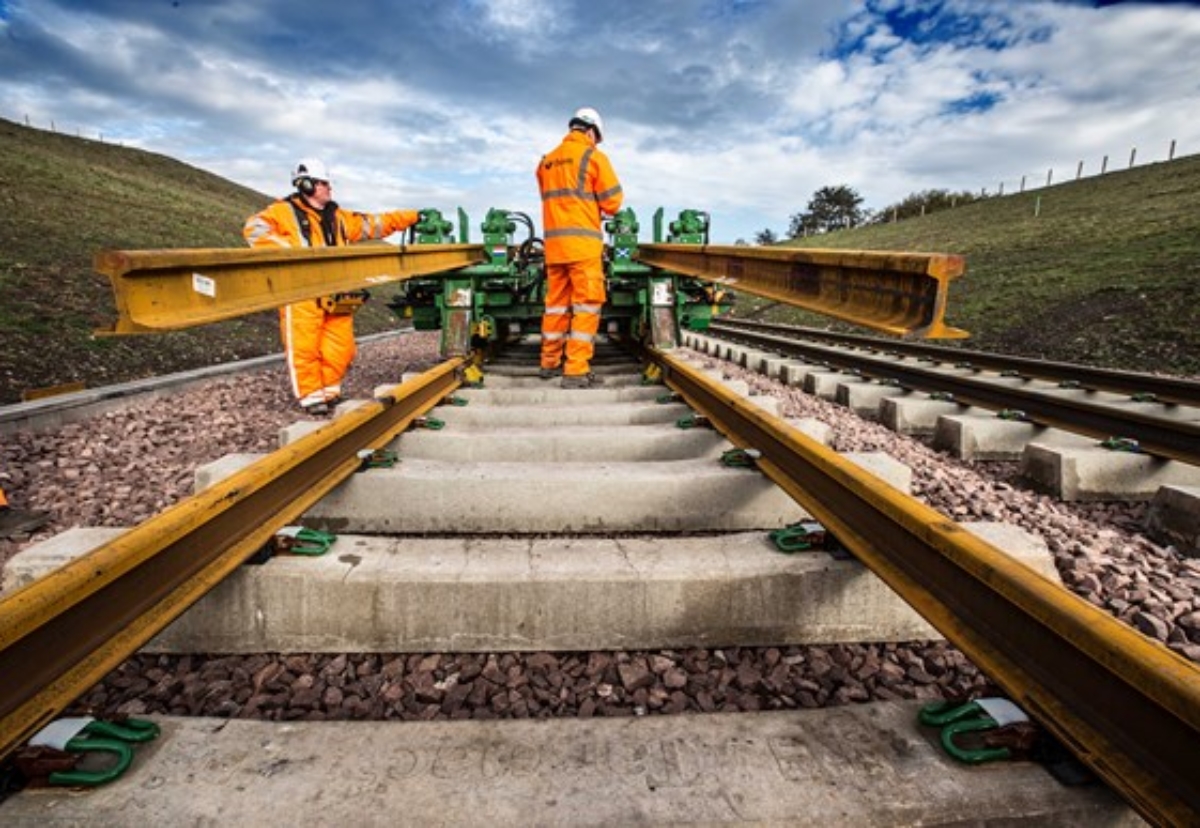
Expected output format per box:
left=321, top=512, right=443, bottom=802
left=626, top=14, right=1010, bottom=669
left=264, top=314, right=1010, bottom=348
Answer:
left=302, top=401, right=332, bottom=416
left=561, top=372, right=604, bottom=389
left=537, top=367, right=559, bottom=380
left=0, top=506, right=51, bottom=539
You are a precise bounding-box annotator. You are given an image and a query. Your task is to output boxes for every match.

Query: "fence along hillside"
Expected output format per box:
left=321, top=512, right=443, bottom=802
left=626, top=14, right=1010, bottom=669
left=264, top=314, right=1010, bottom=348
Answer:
left=775, top=152, right=1200, bottom=376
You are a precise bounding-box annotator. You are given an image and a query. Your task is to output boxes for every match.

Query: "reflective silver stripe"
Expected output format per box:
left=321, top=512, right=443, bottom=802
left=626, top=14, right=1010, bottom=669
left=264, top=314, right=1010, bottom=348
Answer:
left=573, top=303, right=602, bottom=314
left=576, top=148, right=593, bottom=193
left=244, top=217, right=292, bottom=247
left=541, top=147, right=610, bottom=203
left=541, top=189, right=599, bottom=204
left=542, top=331, right=565, bottom=340
left=568, top=330, right=596, bottom=343
left=544, top=305, right=569, bottom=315
left=545, top=228, right=603, bottom=240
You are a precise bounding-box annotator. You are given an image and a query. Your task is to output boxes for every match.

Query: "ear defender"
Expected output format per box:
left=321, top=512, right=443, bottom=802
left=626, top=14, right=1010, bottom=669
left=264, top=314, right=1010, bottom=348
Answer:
left=296, top=177, right=315, bottom=195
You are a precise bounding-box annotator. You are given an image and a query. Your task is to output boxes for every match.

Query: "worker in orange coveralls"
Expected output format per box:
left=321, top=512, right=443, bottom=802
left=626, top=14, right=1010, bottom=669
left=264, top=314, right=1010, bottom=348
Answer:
left=537, top=107, right=624, bottom=389
left=243, top=158, right=421, bottom=415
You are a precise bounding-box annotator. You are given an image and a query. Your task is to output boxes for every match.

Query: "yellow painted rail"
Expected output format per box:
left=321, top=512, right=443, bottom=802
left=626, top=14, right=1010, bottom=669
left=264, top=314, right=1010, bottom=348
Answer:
left=650, top=348, right=1199, bottom=826
left=94, top=243, right=485, bottom=334
left=637, top=244, right=968, bottom=339
left=0, top=360, right=464, bottom=762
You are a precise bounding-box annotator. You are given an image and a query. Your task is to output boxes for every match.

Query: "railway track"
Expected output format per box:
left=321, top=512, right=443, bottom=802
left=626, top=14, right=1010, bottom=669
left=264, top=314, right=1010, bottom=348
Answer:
left=1, top=335, right=1197, bottom=825
left=706, top=318, right=1200, bottom=467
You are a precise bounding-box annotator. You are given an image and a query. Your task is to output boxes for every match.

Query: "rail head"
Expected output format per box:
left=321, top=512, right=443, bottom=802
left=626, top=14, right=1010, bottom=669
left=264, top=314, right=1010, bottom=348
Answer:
left=637, top=243, right=969, bottom=340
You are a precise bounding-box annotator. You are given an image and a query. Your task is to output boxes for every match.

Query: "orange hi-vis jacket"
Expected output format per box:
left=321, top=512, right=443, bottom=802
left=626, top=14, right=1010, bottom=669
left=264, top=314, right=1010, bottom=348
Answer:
left=537, top=131, right=623, bottom=264
left=243, top=195, right=419, bottom=251
left=243, top=196, right=419, bottom=407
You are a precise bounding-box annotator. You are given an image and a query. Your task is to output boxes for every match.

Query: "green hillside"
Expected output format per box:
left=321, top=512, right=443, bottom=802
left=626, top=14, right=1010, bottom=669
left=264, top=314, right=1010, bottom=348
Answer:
left=2, top=114, right=1198, bottom=405
left=772, top=153, right=1200, bottom=375
left=0, top=117, right=401, bottom=405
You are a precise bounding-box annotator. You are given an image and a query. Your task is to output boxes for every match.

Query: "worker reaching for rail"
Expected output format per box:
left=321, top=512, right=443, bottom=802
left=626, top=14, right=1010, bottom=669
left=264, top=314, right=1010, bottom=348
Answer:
left=537, top=107, right=624, bottom=388
left=243, top=158, right=422, bottom=415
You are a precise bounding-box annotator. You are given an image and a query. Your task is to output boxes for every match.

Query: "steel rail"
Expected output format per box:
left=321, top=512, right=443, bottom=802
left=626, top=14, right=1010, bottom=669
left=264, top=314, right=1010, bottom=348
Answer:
left=713, top=318, right=1200, bottom=407
left=0, top=358, right=465, bottom=762
left=649, top=347, right=1200, bottom=828
left=707, top=322, right=1200, bottom=465
left=636, top=243, right=969, bottom=339
left=94, top=243, right=485, bottom=334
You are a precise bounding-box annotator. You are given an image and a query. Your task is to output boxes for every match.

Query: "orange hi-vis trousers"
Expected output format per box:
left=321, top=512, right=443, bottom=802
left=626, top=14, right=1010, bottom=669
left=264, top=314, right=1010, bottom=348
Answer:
left=540, top=258, right=606, bottom=377
left=281, top=299, right=356, bottom=408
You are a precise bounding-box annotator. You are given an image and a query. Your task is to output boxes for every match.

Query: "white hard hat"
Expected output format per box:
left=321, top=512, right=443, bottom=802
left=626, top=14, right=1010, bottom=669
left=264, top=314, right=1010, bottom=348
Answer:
left=569, top=107, right=604, bottom=142
left=292, top=157, right=331, bottom=187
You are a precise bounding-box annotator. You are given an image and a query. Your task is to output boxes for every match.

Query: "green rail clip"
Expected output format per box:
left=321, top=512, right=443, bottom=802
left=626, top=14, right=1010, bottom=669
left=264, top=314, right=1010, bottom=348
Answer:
left=768, top=521, right=827, bottom=552
left=1100, top=436, right=1141, bottom=453
left=19, top=717, right=161, bottom=788
left=720, top=448, right=762, bottom=468
left=358, top=448, right=399, bottom=469
left=919, top=698, right=1031, bottom=765
left=274, top=526, right=337, bottom=556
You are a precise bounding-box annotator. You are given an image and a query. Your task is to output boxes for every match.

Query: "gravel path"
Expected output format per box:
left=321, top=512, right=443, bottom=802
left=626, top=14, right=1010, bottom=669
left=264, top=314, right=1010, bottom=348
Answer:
left=3, top=331, right=1197, bottom=724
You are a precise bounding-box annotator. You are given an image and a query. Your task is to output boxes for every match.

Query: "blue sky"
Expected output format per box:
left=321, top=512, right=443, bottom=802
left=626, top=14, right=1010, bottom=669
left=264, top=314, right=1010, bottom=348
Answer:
left=2, top=0, right=1199, bottom=244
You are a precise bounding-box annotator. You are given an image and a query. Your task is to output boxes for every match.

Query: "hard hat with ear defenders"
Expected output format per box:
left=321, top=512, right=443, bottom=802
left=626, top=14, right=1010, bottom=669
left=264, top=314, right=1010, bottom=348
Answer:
left=292, top=158, right=331, bottom=195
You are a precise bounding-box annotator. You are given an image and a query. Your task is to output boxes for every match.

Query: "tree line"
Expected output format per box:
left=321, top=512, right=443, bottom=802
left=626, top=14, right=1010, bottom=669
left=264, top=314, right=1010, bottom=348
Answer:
left=751, top=185, right=983, bottom=245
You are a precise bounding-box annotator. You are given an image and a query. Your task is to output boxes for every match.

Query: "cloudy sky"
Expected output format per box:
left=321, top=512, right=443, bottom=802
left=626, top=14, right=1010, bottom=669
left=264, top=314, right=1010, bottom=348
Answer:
left=2, top=0, right=1198, bottom=244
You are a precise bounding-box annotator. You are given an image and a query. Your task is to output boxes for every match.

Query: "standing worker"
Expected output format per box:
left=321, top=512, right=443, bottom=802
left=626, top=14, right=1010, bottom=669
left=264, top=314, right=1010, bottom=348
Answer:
left=537, top=107, right=624, bottom=388
left=244, top=159, right=422, bottom=415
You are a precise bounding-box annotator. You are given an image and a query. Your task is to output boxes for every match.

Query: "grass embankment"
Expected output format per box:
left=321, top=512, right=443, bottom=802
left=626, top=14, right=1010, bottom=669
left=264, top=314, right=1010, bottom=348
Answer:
left=768, top=153, right=1200, bottom=376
